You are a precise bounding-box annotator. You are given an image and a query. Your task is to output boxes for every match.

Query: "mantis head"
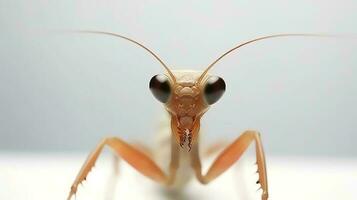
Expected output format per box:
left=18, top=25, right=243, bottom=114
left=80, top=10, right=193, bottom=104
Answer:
left=149, top=71, right=226, bottom=150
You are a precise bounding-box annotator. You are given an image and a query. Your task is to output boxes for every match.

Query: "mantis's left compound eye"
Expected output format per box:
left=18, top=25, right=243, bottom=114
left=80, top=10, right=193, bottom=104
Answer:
left=204, top=76, right=226, bottom=105
left=149, top=74, right=171, bottom=103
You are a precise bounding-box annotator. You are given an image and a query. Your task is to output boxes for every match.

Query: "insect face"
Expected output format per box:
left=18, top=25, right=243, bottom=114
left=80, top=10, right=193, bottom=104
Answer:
left=149, top=71, right=225, bottom=150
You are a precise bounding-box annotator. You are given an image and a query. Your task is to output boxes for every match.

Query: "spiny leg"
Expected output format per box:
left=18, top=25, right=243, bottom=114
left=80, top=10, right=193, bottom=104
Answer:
left=67, top=137, right=179, bottom=200
left=191, top=130, right=268, bottom=200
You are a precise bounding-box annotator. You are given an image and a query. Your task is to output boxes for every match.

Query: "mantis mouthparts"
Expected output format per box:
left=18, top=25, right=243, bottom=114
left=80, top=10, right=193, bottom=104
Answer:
left=179, top=129, right=192, bottom=151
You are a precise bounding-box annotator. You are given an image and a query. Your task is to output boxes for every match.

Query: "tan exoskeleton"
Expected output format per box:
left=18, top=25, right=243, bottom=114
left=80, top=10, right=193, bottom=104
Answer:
left=66, top=31, right=336, bottom=200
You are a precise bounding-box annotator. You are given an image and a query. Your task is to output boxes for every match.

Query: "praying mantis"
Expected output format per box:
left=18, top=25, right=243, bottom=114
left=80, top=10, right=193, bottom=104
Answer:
left=66, top=31, right=341, bottom=200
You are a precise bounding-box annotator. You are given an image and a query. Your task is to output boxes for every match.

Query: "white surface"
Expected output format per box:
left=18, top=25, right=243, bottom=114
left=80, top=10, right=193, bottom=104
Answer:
left=0, top=153, right=356, bottom=200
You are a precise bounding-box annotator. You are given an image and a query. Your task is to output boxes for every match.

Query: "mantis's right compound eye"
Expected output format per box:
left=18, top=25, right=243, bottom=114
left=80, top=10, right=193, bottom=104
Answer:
left=149, top=74, right=171, bottom=103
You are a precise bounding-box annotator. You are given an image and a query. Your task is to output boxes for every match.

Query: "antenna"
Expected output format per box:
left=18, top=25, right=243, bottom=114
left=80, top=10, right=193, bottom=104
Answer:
left=198, top=33, right=341, bottom=83
left=68, top=30, right=176, bottom=82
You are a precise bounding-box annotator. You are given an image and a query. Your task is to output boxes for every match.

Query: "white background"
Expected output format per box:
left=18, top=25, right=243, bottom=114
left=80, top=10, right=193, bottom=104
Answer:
left=1, top=0, right=356, bottom=155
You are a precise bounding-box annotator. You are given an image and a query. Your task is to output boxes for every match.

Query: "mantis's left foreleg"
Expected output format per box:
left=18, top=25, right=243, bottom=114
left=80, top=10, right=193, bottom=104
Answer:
left=191, top=130, right=268, bottom=200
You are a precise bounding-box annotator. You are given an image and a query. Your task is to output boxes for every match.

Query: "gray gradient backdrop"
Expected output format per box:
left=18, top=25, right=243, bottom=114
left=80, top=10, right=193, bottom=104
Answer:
left=0, top=0, right=356, bottom=156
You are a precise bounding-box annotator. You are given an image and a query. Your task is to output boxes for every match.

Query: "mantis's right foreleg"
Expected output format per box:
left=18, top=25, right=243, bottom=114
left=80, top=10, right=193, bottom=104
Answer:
left=67, top=136, right=180, bottom=200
